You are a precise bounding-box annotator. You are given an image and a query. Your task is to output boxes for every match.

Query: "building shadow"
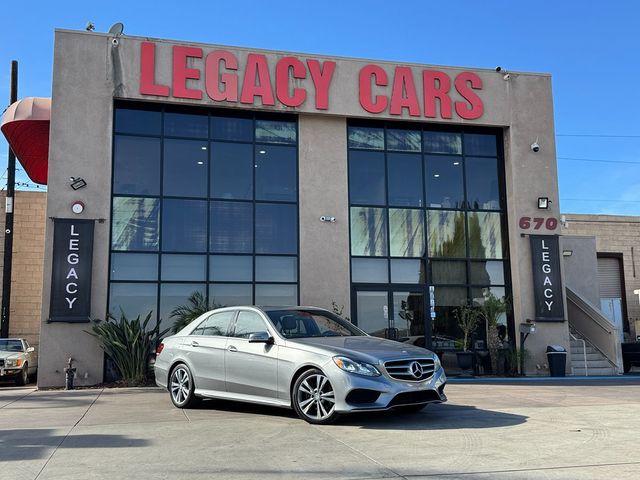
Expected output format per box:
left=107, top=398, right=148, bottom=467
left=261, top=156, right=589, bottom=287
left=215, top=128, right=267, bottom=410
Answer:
left=0, top=428, right=149, bottom=462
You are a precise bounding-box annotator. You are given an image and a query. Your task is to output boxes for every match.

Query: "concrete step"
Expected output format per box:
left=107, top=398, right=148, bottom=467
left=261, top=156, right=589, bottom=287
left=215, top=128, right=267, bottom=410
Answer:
left=571, top=359, right=612, bottom=369
left=572, top=366, right=616, bottom=376
left=570, top=353, right=604, bottom=362
left=570, top=346, right=597, bottom=355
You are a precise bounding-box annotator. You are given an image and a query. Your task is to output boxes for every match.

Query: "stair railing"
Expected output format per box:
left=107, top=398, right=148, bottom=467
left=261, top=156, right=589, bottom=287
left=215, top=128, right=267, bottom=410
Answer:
left=570, top=331, right=588, bottom=376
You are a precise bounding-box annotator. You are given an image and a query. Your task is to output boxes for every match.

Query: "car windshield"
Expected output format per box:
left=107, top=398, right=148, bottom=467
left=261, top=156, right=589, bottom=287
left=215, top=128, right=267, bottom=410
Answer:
left=266, top=310, right=366, bottom=339
left=0, top=339, right=23, bottom=352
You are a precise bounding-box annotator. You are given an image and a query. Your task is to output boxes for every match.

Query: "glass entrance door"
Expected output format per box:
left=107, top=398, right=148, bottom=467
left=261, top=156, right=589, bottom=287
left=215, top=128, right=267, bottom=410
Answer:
left=353, top=288, right=427, bottom=347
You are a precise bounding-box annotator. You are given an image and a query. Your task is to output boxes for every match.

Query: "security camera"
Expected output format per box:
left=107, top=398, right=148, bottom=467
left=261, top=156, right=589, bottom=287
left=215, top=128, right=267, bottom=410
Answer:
left=111, top=37, right=119, bottom=47
left=495, top=66, right=502, bottom=72
left=503, top=73, right=511, bottom=80
left=86, top=21, right=95, bottom=32
left=530, top=141, right=540, bottom=153
left=320, top=216, right=327, bottom=222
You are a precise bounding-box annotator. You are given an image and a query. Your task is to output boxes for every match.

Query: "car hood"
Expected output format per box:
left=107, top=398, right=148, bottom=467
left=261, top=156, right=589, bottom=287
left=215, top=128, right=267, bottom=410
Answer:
left=285, top=336, right=434, bottom=364
left=0, top=351, right=23, bottom=360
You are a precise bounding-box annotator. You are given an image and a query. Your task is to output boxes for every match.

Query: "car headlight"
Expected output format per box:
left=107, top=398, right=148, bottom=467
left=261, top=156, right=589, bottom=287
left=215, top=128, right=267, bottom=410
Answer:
left=433, top=355, right=442, bottom=371
left=5, top=359, right=22, bottom=368
left=333, top=356, right=381, bottom=377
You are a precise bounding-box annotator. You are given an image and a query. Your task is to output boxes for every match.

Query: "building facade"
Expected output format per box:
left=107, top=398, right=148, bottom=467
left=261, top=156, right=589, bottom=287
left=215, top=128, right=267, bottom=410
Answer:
left=0, top=191, right=47, bottom=351
left=37, top=29, right=567, bottom=387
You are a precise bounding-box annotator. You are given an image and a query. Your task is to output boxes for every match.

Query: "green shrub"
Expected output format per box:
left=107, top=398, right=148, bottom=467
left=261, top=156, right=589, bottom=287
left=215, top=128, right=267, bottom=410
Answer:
left=88, top=311, right=169, bottom=385
left=170, top=291, right=223, bottom=334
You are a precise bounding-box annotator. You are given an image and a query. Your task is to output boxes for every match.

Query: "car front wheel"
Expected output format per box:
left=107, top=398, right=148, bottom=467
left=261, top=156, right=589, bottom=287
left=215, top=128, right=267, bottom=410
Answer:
left=169, top=364, right=199, bottom=408
left=16, top=364, right=28, bottom=386
left=292, top=369, right=339, bottom=425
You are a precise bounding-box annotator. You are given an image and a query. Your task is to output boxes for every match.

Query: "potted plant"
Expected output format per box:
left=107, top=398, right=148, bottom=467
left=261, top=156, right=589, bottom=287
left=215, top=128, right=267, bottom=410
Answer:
left=476, top=292, right=511, bottom=375
left=455, top=305, right=479, bottom=374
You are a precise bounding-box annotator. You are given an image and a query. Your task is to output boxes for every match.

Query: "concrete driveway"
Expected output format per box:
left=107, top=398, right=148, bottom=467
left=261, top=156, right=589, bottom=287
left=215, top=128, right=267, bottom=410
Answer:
left=1, top=380, right=640, bottom=480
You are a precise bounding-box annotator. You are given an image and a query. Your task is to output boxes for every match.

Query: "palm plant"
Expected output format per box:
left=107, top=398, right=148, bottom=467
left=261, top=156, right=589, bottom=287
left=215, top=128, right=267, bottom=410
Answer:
left=476, top=292, right=510, bottom=374
left=170, top=291, right=222, bottom=333
left=455, top=305, right=479, bottom=352
left=87, top=310, right=169, bottom=385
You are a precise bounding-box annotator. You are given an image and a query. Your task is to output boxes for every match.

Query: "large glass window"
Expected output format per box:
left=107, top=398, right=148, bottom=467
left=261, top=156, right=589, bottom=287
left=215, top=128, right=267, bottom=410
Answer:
left=348, top=122, right=509, bottom=358
left=110, top=106, right=298, bottom=329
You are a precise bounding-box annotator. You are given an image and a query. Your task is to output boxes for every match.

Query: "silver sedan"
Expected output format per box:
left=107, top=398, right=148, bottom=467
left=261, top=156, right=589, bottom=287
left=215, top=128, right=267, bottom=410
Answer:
left=155, top=306, right=447, bottom=424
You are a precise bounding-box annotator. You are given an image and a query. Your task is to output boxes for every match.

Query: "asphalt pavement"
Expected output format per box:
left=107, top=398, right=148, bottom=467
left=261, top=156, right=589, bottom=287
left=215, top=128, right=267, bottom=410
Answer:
left=1, top=380, right=640, bottom=479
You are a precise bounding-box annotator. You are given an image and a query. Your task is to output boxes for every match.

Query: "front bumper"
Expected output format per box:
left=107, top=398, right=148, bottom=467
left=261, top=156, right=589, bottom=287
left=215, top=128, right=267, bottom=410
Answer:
left=327, top=362, right=447, bottom=413
left=0, top=368, right=23, bottom=378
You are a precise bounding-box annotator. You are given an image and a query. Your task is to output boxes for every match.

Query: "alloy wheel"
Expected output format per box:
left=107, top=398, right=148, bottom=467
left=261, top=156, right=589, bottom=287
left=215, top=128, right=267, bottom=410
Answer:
left=296, top=373, right=336, bottom=422
left=170, top=366, right=191, bottom=406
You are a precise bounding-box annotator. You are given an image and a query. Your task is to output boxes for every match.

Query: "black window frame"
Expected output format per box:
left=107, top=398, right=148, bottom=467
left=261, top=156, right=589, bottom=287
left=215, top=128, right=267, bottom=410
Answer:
left=108, top=102, right=300, bottom=328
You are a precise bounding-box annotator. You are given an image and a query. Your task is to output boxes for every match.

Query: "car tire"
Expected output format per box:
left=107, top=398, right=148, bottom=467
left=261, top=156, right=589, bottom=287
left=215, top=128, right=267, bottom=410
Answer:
left=168, top=364, right=199, bottom=409
left=292, top=368, right=340, bottom=425
left=16, top=364, right=28, bottom=386
left=395, top=403, right=427, bottom=414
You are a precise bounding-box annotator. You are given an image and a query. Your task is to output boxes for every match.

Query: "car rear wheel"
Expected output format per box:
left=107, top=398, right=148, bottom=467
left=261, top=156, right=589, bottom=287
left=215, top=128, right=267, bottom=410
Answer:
left=16, top=364, right=28, bottom=386
left=293, top=369, right=339, bottom=425
left=169, top=364, right=199, bottom=408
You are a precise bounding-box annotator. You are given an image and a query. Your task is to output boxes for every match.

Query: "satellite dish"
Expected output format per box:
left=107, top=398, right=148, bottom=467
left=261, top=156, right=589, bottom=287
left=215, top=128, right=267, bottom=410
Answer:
left=108, top=22, right=124, bottom=36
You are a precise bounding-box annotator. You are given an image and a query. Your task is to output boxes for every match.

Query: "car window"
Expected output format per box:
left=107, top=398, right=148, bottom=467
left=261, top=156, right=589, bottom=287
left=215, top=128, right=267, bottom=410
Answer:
left=233, top=311, right=268, bottom=339
left=0, top=339, right=24, bottom=352
left=266, top=310, right=365, bottom=338
left=192, top=311, right=235, bottom=337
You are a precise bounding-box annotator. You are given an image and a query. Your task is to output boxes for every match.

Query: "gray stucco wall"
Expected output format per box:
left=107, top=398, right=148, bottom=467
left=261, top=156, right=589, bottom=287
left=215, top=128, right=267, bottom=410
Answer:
left=38, top=29, right=566, bottom=386
left=561, top=236, right=600, bottom=305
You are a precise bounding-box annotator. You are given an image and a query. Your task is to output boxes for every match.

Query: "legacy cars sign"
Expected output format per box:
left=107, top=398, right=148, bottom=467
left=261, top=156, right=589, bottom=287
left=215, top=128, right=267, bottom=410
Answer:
left=530, top=235, right=564, bottom=321
left=49, top=219, right=94, bottom=323
left=139, top=42, right=484, bottom=120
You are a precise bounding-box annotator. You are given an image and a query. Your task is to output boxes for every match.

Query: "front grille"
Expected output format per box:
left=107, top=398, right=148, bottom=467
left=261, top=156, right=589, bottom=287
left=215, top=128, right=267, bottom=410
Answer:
left=384, top=358, right=435, bottom=382
left=388, top=390, right=441, bottom=407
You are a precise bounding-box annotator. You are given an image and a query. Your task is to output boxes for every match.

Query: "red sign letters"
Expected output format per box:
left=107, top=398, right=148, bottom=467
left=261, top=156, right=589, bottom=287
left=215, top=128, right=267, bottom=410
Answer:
left=139, top=42, right=484, bottom=120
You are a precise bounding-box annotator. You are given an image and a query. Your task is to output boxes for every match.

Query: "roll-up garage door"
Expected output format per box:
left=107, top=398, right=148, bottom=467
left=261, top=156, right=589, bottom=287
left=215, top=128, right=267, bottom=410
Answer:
left=597, top=257, right=622, bottom=298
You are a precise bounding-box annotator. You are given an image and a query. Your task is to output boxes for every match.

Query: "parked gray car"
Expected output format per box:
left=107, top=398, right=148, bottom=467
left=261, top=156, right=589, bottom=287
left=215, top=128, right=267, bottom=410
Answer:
left=0, top=338, right=37, bottom=385
left=155, top=306, right=446, bottom=424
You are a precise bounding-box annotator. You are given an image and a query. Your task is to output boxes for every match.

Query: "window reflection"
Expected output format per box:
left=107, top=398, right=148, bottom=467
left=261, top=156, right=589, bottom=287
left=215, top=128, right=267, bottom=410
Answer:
left=423, top=131, right=462, bottom=155
left=164, top=112, right=208, bottom=138
left=162, top=199, right=207, bottom=252
left=389, top=209, right=425, bottom=257
left=427, top=210, right=466, bottom=258
left=350, top=207, right=387, bottom=256
left=210, top=142, right=253, bottom=200
left=255, top=145, right=297, bottom=202
left=348, top=126, right=384, bottom=149
left=109, top=283, right=158, bottom=321
left=210, top=284, right=252, bottom=307
left=163, top=139, right=208, bottom=198
left=468, top=212, right=503, bottom=259
left=210, top=201, right=253, bottom=253
left=255, top=120, right=296, bottom=144
left=112, top=197, right=159, bottom=251
left=387, top=129, right=421, bottom=151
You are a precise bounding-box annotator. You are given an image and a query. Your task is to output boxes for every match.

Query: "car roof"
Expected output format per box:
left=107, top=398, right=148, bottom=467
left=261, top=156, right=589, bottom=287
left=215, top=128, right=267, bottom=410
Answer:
left=256, top=306, right=330, bottom=312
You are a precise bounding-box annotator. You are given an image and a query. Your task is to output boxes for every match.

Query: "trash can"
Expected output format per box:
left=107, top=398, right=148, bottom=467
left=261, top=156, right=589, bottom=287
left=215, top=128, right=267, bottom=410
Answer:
left=546, top=345, right=567, bottom=377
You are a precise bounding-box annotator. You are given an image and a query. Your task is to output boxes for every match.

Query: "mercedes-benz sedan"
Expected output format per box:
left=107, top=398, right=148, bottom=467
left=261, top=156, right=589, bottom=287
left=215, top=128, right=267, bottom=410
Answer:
left=155, top=306, right=447, bottom=424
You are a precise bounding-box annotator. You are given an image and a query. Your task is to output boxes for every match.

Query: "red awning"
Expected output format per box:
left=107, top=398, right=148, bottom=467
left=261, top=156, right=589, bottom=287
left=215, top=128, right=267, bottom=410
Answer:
left=1, top=97, right=51, bottom=185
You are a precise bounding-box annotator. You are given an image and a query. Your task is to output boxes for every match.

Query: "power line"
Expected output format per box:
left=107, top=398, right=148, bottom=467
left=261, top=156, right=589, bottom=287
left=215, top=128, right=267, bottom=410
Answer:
left=563, top=198, right=640, bottom=204
left=558, top=156, right=640, bottom=165
left=557, top=134, right=640, bottom=138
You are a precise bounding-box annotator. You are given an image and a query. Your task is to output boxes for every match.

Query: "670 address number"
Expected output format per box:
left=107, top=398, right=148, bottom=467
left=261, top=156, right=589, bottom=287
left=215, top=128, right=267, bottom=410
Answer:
left=519, top=216, right=558, bottom=230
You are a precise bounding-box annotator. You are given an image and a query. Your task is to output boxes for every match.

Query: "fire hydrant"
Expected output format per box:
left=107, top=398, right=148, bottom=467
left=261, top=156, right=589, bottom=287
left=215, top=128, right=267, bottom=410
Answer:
left=64, top=357, right=76, bottom=390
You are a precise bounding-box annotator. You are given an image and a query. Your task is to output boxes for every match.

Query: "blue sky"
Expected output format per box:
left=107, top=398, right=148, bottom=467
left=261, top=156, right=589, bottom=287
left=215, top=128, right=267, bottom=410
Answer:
left=2, top=1, right=640, bottom=214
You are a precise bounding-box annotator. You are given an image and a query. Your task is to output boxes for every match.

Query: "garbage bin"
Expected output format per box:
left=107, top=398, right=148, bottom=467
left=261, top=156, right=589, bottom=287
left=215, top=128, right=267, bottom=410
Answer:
left=546, top=345, right=567, bottom=377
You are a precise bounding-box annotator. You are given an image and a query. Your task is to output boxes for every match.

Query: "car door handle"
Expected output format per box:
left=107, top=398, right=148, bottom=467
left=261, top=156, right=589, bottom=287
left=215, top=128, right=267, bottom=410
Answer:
left=191, top=341, right=200, bottom=347
left=227, top=345, right=238, bottom=352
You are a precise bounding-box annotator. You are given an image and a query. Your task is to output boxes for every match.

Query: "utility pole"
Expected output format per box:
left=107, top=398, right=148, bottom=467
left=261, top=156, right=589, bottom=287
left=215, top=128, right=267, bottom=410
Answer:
left=1, top=60, right=18, bottom=338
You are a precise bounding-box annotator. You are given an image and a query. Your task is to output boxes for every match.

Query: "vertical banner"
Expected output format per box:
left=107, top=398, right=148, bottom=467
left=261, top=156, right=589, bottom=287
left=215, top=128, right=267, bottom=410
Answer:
left=530, top=235, right=565, bottom=321
left=49, top=219, right=95, bottom=322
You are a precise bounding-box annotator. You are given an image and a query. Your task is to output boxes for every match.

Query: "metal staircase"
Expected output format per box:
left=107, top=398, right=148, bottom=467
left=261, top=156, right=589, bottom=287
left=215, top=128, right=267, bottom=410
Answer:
left=570, top=329, right=616, bottom=376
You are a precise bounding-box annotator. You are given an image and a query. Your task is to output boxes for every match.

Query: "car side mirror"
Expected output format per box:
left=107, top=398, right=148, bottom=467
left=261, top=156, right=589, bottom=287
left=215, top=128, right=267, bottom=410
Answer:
left=248, top=331, right=274, bottom=344
left=26, top=347, right=35, bottom=353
